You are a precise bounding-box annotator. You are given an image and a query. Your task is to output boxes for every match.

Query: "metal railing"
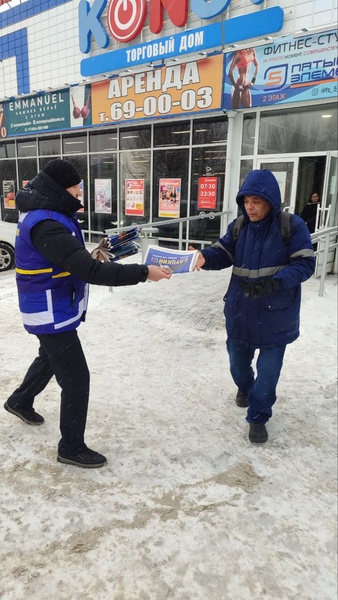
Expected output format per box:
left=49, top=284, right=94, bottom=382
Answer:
left=311, top=226, right=338, bottom=296
left=105, top=215, right=337, bottom=298
left=105, top=210, right=231, bottom=250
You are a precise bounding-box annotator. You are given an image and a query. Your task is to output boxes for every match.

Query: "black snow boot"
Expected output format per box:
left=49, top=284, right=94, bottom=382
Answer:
left=235, top=389, right=249, bottom=407
left=249, top=423, right=268, bottom=443
left=4, top=401, right=44, bottom=425
left=57, top=444, right=107, bottom=468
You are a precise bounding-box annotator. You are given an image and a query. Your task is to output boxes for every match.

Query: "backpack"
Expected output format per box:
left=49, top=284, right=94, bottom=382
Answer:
left=232, top=211, right=292, bottom=245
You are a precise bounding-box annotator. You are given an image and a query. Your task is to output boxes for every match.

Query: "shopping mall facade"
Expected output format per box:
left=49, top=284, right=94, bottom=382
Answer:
left=0, top=0, right=337, bottom=244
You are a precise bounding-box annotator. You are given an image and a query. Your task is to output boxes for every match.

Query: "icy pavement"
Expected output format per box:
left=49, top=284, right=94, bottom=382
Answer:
left=0, top=259, right=337, bottom=600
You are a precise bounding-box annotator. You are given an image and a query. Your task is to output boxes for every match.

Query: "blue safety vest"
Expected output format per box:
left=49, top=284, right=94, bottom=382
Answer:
left=15, top=209, right=89, bottom=334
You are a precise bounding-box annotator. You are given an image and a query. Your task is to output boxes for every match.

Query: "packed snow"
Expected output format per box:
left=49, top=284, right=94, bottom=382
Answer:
left=0, top=253, right=337, bottom=600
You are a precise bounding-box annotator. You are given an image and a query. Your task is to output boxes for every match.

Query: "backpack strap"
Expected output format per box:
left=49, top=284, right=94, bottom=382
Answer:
left=232, top=215, right=244, bottom=242
left=279, top=211, right=292, bottom=245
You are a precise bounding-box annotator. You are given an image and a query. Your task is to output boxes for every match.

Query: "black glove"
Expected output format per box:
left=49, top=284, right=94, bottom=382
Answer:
left=238, top=277, right=281, bottom=299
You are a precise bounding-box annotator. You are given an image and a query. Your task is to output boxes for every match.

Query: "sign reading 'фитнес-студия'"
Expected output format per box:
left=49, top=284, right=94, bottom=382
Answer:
left=79, top=0, right=284, bottom=77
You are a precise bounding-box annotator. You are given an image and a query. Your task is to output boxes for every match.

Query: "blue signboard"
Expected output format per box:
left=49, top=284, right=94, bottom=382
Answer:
left=81, top=6, right=284, bottom=77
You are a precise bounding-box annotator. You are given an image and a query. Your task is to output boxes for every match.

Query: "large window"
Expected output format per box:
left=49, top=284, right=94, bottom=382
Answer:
left=154, top=120, right=190, bottom=147
left=0, top=141, right=15, bottom=159
left=17, top=139, right=37, bottom=157
left=193, top=116, right=228, bottom=145
left=259, top=105, right=338, bottom=154
left=242, top=114, right=256, bottom=156
left=119, top=126, right=151, bottom=150
left=119, top=150, right=151, bottom=227
left=0, top=115, right=230, bottom=240
left=0, top=159, right=18, bottom=222
left=89, top=153, right=117, bottom=236
left=89, top=130, right=117, bottom=153
left=39, top=136, right=61, bottom=156
left=18, top=159, right=38, bottom=189
left=62, top=133, right=87, bottom=155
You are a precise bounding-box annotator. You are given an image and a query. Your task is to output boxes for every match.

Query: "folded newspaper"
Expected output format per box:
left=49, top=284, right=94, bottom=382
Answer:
left=144, top=244, right=198, bottom=274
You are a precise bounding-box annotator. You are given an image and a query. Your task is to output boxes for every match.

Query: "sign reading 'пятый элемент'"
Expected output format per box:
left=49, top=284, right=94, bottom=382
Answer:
left=79, top=0, right=284, bottom=77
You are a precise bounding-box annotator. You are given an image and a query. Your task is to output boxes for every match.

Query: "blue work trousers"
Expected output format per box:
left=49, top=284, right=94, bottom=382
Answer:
left=226, top=338, right=286, bottom=424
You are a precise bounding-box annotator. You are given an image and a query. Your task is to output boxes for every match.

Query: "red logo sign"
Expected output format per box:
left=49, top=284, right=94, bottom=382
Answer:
left=107, top=0, right=148, bottom=42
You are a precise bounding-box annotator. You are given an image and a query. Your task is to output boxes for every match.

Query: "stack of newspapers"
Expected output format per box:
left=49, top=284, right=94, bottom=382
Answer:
left=91, top=227, right=140, bottom=262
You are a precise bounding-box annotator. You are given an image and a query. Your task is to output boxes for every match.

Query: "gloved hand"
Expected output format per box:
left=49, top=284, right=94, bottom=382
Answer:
left=238, top=277, right=281, bottom=299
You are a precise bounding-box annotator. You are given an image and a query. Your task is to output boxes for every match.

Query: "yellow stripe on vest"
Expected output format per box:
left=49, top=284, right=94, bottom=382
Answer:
left=52, top=272, right=71, bottom=279
left=16, top=267, right=53, bottom=275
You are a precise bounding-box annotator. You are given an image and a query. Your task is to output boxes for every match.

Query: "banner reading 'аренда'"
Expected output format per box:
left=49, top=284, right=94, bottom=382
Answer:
left=91, top=54, right=223, bottom=125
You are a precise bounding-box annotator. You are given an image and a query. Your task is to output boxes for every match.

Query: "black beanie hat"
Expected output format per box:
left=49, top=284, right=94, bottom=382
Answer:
left=43, top=159, right=81, bottom=189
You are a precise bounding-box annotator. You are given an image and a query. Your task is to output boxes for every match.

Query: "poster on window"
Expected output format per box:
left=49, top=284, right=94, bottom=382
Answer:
left=3, top=180, right=15, bottom=209
left=125, top=179, right=144, bottom=216
left=77, top=180, right=85, bottom=213
left=159, top=178, right=181, bottom=219
left=94, top=179, right=111, bottom=214
left=197, top=177, right=218, bottom=210
left=271, top=171, right=287, bottom=205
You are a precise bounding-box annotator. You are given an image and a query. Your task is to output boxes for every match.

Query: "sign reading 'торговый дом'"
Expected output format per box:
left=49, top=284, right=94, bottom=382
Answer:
left=79, top=0, right=284, bottom=77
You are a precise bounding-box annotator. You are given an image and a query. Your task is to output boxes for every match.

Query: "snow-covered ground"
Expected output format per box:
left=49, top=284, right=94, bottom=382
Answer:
left=0, top=257, right=337, bottom=600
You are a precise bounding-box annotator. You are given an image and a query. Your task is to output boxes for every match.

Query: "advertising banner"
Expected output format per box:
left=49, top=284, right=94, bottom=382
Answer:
left=125, top=179, right=144, bottom=216
left=223, top=30, right=338, bottom=109
left=94, top=179, right=112, bottom=214
left=197, top=176, right=218, bottom=210
left=91, top=54, right=224, bottom=125
left=3, top=85, right=92, bottom=137
left=3, top=180, right=15, bottom=209
left=5, top=90, right=70, bottom=135
left=159, top=178, right=181, bottom=219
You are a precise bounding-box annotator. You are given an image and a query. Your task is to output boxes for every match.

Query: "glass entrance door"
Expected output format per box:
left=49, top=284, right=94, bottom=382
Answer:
left=321, top=152, right=338, bottom=228
left=256, top=159, right=298, bottom=213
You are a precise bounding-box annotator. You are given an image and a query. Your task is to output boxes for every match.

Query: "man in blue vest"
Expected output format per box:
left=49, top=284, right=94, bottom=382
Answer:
left=4, top=159, right=172, bottom=468
left=191, top=169, right=315, bottom=443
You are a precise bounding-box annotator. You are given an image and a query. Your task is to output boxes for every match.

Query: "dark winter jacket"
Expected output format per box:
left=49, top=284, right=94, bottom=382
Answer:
left=15, top=172, right=149, bottom=333
left=300, top=202, right=319, bottom=233
left=201, top=170, right=316, bottom=348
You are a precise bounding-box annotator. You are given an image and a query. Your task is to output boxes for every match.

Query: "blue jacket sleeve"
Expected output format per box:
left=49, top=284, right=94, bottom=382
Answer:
left=200, top=222, right=236, bottom=270
left=274, top=215, right=315, bottom=289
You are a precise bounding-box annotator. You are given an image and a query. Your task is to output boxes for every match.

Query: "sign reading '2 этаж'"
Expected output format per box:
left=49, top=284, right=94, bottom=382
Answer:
left=91, top=55, right=223, bottom=124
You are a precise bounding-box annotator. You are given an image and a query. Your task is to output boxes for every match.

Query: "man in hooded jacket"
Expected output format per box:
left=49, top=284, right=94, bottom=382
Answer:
left=191, top=169, right=315, bottom=443
left=4, top=159, right=172, bottom=468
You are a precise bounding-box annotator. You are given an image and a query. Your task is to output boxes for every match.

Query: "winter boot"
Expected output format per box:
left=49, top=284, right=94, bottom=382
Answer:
left=235, top=389, right=249, bottom=407
left=57, top=444, right=107, bottom=468
left=4, top=400, right=44, bottom=425
left=249, top=423, right=268, bottom=444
